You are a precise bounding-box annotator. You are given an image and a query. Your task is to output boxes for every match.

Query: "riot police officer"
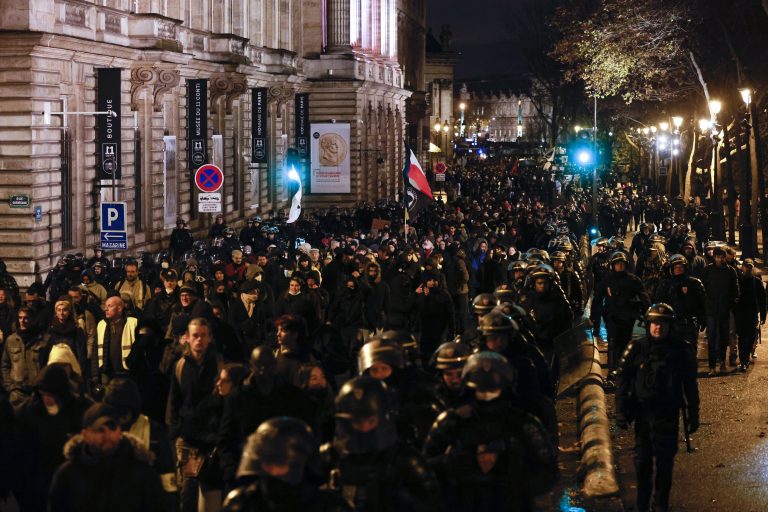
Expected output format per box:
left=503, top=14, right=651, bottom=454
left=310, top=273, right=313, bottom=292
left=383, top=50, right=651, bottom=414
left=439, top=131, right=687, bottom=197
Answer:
left=429, top=341, right=472, bottom=415
left=423, top=352, right=557, bottom=512
left=320, top=376, right=441, bottom=512
left=477, top=310, right=557, bottom=440
left=588, top=238, right=611, bottom=337
left=358, top=336, right=437, bottom=446
left=223, top=417, right=353, bottom=512
left=654, top=254, right=706, bottom=353
left=522, top=264, right=573, bottom=368
left=551, top=251, right=584, bottom=319
left=616, top=304, right=700, bottom=512
left=593, top=251, right=650, bottom=375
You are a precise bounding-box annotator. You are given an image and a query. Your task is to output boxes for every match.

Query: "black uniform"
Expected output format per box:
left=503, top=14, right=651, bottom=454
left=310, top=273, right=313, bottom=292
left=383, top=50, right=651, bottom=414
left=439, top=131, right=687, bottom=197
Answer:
left=654, top=274, right=706, bottom=352
left=593, top=269, right=650, bottom=371
left=616, top=334, right=699, bottom=512
left=424, top=399, right=557, bottom=512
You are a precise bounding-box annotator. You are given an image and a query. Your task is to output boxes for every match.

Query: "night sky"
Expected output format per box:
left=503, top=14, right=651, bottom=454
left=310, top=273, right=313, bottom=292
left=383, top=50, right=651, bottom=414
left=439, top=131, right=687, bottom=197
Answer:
left=426, top=0, right=527, bottom=79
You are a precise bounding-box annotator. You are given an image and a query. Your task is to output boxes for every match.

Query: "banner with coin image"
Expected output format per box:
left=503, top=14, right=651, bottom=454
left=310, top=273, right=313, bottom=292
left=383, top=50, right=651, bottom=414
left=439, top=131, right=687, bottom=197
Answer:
left=96, top=68, right=122, bottom=180
left=310, top=123, right=351, bottom=194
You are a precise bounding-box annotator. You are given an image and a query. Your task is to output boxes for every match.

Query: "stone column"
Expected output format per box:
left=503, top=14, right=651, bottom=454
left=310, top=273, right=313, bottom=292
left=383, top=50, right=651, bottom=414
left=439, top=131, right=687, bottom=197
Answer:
left=325, top=0, right=352, bottom=54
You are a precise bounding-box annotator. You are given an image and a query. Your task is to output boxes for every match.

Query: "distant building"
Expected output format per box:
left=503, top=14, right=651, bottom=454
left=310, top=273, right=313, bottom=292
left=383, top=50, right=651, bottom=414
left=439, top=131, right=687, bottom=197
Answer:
left=425, top=25, right=460, bottom=162
left=456, top=78, right=552, bottom=144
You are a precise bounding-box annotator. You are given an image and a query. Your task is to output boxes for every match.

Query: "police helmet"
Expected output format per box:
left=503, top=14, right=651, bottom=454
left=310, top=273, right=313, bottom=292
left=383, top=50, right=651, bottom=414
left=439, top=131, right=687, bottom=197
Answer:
left=334, top=376, right=397, bottom=454
left=551, top=251, right=567, bottom=262
left=609, top=251, right=628, bottom=266
left=472, top=293, right=498, bottom=315
left=668, top=253, right=687, bottom=272
left=477, top=309, right=518, bottom=334
left=508, top=260, right=528, bottom=273
left=529, top=263, right=557, bottom=280
left=646, top=303, right=676, bottom=324
left=224, top=227, right=236, bottom=237
left=236, top=417, right=316, bottom=484
left=493, top=285, right=516, bottom=304
left=461, top=352, right=516, bottom=392
left=649, top=233, right=667, bottom=245
left=430, top=342, right=472, bottom=371
left=594, top=237, right=609, bottom=249
left=358, top=338, right=405, bottom=375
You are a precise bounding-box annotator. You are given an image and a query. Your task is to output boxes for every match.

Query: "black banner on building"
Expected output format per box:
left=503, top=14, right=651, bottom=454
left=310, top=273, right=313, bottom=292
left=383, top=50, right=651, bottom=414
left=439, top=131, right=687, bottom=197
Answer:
left=294, top=93, right=310, bottom=159
left=252, top=87, right=268, bottom=163
left=96, top=68, right=122, bottom=180
left=187, top=79, right=208, bottom=172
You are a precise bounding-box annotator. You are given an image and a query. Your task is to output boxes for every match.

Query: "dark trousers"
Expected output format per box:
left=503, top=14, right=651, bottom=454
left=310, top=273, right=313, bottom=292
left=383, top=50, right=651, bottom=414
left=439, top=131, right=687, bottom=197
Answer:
left=736, top=321, right=758, bottom=365
left=452, top=293, right=469, bottom=336
left=634, top=411, right=679, bottom=512
left=706, top=313, right=730, bottom=368
left=606, top=318, right=635, bottom=370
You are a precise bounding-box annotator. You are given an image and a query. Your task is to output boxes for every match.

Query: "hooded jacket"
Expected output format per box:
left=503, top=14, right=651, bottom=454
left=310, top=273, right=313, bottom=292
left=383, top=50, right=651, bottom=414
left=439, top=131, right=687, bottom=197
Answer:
left=49, top=433, right=168, bottom=512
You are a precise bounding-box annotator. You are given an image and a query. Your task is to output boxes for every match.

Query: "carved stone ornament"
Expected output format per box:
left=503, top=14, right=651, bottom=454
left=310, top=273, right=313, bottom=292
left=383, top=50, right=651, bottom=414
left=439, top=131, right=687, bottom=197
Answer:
left=130, top=65, right=180, bottom=111
left=267, top=85, right=294, bottom=108
left=210, top=73, right=248, bottom=115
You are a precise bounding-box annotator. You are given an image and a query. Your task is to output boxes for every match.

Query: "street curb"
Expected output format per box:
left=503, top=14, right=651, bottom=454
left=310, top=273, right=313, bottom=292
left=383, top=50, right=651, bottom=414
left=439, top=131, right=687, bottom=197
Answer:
left=577, top=337, right=620, bottom=499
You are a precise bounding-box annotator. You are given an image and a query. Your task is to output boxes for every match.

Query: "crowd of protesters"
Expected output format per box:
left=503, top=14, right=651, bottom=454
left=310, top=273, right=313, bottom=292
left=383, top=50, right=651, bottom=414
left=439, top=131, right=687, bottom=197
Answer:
left=0, top=154, right=758, bottom=512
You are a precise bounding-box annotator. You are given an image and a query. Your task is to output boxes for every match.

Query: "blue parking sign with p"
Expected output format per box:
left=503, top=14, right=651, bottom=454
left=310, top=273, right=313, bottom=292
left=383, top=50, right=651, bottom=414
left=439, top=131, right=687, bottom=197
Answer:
left=101, top=202, right=126, bottom=232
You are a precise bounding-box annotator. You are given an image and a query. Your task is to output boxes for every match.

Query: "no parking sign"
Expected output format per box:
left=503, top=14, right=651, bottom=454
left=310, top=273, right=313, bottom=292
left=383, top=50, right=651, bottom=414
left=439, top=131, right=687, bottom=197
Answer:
left=194, top=164, right=224, bottom=193
left=194, top=164, right=224, bottom=213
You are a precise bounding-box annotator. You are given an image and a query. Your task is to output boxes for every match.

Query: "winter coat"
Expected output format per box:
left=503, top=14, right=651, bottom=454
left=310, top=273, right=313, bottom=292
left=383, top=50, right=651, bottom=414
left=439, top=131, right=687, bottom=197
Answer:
left=734, top=273, right=766, bottom=325
left=16, top=390, right=93, bottom=510
left=228, top=296, right=270, bottom=350
left=1, top=329, right=49, bottom=409
left=701, top=263, right=740, bottom=316
left=592, top=270, right=650, bottom=322
left=444, top=249, right=470, bottom=296
left=165, top=350, right=223, bottom=441
left=275, top=292, right=321, bottom=334
left=49, top=434, right=168, bottom=512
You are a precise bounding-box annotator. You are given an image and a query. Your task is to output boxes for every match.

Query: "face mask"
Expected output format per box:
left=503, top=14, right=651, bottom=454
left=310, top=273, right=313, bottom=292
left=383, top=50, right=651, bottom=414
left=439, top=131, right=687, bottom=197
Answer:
left=45, top=403, right=60, bottom=416
left=161, top=262, right=169, bottom=269
left=475, top=389, right=502, bottom=402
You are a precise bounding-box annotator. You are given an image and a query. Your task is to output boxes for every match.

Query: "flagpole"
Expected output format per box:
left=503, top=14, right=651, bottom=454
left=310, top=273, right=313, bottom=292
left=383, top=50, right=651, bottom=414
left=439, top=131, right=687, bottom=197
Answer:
left=403, top=139, right=408, bottom=245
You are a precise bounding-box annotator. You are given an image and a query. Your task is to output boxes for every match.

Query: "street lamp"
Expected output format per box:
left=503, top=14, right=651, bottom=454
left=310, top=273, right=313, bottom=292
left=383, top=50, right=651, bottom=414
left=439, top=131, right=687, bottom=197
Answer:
left=709, top=100, right=722, bottom=117
left=434, top=121, right=442, bottom=133
left=672, top=116, right=683, bottom=130
left=459, top=103, right=466, bottom=137
left=659, top=121, right=669, bottom=132
left=740, top=88, right=752, bottom=106
left=574, top=125, right=582, bottom=133
left=699, top=119, right=712, bottom=132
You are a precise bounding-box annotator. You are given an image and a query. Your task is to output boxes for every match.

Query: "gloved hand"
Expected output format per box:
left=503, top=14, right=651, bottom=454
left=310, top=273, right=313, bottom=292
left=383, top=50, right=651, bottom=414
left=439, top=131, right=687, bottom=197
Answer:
left=687, top=414, right=700, bottom=434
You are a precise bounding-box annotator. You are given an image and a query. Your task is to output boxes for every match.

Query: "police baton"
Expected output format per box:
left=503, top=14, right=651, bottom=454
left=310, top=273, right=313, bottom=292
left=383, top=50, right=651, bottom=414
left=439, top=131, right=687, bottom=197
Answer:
left=681, top=404, right=693, bottom=454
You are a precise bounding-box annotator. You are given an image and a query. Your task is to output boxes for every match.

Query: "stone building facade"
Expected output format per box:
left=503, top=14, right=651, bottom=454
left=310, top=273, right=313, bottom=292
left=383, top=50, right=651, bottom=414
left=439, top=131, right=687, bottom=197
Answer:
left=0, top=0, right=410, bottom=285
left=456, top=78, right=551, bottom=143
left=424, top=26, right=459, bottom=161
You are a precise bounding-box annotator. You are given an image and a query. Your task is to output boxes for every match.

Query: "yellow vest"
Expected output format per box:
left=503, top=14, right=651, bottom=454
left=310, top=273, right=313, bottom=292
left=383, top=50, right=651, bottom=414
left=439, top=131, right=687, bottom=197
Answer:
left=96, top=316, right=138, bottom=370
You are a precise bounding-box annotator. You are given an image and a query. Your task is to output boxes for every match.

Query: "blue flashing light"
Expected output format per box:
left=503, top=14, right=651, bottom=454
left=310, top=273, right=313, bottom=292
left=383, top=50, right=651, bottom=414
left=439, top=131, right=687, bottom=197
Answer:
left=577, top=149, right=592, bottom=165
left=590, top=227, right=598, bottom=235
